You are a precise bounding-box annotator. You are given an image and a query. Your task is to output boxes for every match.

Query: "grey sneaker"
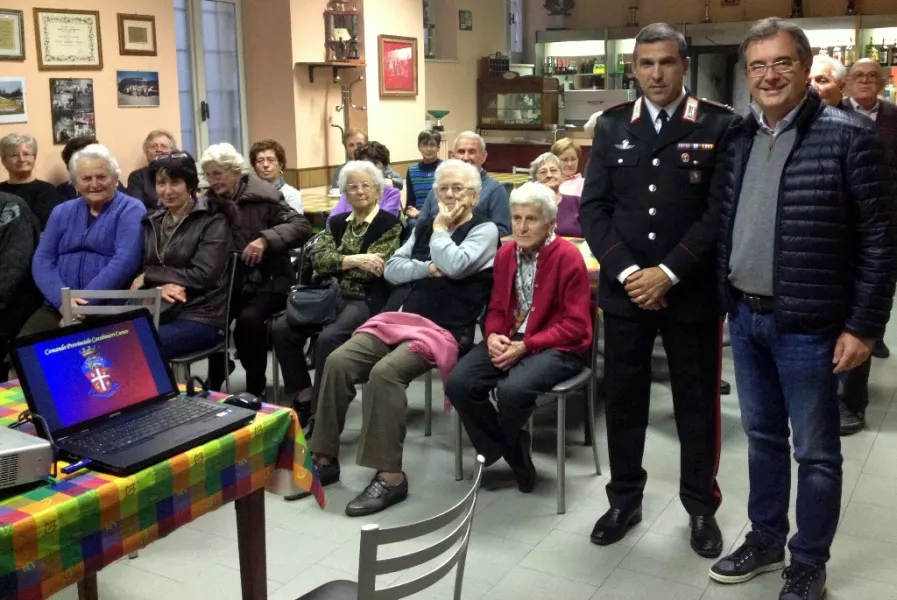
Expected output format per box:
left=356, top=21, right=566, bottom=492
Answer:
left=779, top=560, right=826, bottom=600
left=709, top=531, right=786, bottom=584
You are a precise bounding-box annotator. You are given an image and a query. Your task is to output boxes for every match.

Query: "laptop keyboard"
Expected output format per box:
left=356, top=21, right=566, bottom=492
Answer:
left=65, top=399, right=221, bottom=455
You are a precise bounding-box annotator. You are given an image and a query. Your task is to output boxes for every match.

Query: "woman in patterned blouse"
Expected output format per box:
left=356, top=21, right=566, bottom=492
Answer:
left=272, top=160, right=403, bottom=429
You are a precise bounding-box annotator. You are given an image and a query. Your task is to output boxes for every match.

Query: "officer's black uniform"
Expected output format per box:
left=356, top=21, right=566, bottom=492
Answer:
left=580, top=94, right=737, bottom=516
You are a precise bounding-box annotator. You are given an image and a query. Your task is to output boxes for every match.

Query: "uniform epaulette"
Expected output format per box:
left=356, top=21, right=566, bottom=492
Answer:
left=699, top=98, right=735, bottom=113
left=602, top=100, right=633, bottom=114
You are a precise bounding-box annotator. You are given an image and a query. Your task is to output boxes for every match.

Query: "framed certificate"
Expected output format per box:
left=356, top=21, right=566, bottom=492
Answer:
left=117, top=14, right=157, bottom=57
left=0, top=10, right=25, bottom=61
left=33, top=8, right=103, bottom=71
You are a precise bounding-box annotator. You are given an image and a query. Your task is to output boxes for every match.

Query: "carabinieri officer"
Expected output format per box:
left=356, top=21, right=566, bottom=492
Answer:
left=579, top=22, right=738, bottom=558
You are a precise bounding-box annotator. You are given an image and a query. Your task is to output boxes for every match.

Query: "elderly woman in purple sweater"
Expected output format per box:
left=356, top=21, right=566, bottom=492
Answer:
left=326, top=141, right=402, bottom=225
left=530, top=152, right=581, bottom=238
left=19, top=144, right=144, bottom=337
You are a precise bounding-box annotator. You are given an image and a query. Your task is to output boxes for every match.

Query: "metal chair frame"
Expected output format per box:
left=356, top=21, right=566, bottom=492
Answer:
left=61, top=288, right=163, bottom=328
left=452, top=308, right=603, bottom=514
left=295, top=456, right=486, bottom=600
left=167, top=253, right=239, bottom=389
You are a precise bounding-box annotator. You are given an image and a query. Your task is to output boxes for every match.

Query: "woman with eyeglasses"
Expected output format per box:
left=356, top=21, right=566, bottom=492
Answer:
left=550, top=138, right=585, bottom=198
left=249, top=139, right=303, bottom=213
left=529, top=152, right=581, bottom=237
left=272, top=160, right=403, bottom=428
left=0, top=133, right=60, bottom=230
left=130, top=153, right=236, bottom=357
left=200, top=143, right=312, bottom=397
left=126, top=129, right=178, bottom=210
left=326, top=141, right=402, bottom=225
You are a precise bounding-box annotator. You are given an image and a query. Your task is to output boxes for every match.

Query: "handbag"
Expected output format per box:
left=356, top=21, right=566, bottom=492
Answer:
left=285, top=277, right=341, bottom=327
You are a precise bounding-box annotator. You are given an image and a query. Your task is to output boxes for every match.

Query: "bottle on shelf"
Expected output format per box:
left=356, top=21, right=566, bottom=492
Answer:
left=880, top=39, right=890, bottom=67
left=817, top=46, right=828, bottom=56
left=885, top=76, right=895, bottom=103
left=832, top=45, right=842, bottom=62
left=866, top=36, right=879, bottom=62
left=891, top=40, right=897, bottom=66
left=617, top=55, right=625, bottom=74
left=845, top=38, right=855, bottom=66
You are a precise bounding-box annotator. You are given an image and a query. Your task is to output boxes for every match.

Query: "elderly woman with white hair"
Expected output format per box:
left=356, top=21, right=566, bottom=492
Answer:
left=200, top=142, right=311, bottom=396
left=0, top=133, right=60, bottom=230
left=530, top=152, right=582, bottom=237
left=446, top=181, right=592, bottom=493
left=294, top=159, right=498, bottom=516
left=126, top=129, right=178, bottom=209
left=272, top=160, right=403, bottom=427
left=19, top=144, right=145, bottom=336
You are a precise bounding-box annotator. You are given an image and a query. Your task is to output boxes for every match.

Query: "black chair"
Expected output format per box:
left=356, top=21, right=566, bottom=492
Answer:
left=168, top=253, right=239, bottom=389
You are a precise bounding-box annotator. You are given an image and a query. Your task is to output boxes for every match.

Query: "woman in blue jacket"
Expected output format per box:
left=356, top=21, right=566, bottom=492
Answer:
left=18, top=144, right=145, bottom=337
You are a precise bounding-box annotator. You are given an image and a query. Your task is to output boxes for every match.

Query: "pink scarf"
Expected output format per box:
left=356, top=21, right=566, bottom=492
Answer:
left=354, top=312, right=459, bottom=411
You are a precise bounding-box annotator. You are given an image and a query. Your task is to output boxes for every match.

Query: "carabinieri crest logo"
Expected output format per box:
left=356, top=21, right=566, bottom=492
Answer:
left=79, top=345, right=120, bottom=398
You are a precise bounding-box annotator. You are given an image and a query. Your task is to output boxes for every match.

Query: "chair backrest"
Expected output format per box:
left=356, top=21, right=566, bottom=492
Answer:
left=356, top=455, right=486, bottom=600
left=61, top=288, right=163, bottom=328
left=511, top=166, right=530, bottom=175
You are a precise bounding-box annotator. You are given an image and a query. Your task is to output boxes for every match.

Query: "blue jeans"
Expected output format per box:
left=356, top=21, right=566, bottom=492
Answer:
left=729, top=300, right=842, bottom=566
left=157, top=319, right=222, bottom=359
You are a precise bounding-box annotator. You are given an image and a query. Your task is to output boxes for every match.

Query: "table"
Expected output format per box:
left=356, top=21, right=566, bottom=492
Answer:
left=0, top=382, right=326, bottom=600
left=501, top=236, right=600, bottom=282
left=302, top=192, right=339, bottom=233
left=491, top=172, right=530, bottom=195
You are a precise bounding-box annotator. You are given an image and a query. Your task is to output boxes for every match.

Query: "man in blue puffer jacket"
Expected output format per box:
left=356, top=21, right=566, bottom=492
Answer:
left=709, top=19, right=897, bottom=600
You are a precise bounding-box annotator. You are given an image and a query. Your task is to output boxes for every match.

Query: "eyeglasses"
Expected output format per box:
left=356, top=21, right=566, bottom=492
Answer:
left=850, top=72, right=882, bottom=83
left=747, top=59, right=797, bottom=78
left=4, top=152, right=34, bottom=160
left=346, top=182, right=374, bottom=194
left=436, top=184, right=472, bottom=196
left=255, top=157, right=279, bottom=165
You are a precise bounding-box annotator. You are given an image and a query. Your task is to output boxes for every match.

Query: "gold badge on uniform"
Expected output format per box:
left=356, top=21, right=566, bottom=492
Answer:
left=683, top=97, right=700, bottom=123
left=689, top=169, right=703, bottom=184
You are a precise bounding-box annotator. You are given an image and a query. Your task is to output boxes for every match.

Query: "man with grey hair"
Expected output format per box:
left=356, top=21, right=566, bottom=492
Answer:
left=809, top=54, right=847, bottom=106
left=125, top=129, right=177, bottom=209
left=0, top=133, right=60, bottom=230
left=418, top=131, right=510, bottom=236
left=711, top=18, right=896, bottom=598
left=446, top=181, right=591, bottom=493
left=580, top=22, right=737, bottom=556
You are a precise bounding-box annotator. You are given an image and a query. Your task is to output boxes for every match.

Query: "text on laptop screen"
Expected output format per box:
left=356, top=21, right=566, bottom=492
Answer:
left=16, top=316, right=174, bottom=432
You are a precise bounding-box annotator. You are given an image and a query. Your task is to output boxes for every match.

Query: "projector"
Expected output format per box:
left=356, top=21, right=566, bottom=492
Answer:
left=0, top=426, right=53, bottom=491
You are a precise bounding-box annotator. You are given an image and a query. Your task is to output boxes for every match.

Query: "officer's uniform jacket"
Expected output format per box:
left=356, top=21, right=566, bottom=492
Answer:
left=580, top=94, right=738, bottom=322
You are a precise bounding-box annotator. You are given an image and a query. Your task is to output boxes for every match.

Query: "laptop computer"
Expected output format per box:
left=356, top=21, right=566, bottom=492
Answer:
left=11, top=309, right=256, bottom=475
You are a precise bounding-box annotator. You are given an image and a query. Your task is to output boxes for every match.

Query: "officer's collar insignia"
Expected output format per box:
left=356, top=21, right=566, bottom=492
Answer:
left=630, top=97, right=643, bottom=123
left=683, top=97, right=699, bottom=123
left=615, top=140, right=635, bottom=150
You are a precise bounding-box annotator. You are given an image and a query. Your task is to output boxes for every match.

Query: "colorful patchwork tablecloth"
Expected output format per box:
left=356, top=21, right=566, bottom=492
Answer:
left=491, top=172, right=531, bottom=191
left=0, top=382, right=325, bottom=599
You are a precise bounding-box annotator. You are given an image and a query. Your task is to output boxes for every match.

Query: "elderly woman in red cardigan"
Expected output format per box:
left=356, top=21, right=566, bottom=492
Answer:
left=446, top=181, right=592, bottom=493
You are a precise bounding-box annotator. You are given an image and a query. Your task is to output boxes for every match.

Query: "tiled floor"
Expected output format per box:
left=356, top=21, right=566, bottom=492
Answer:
left=51, top=330, right=897, bottom=599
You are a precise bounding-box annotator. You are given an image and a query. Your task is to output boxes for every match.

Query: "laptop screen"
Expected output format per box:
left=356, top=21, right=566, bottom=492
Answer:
left=15, top=312, right=175, bottom=434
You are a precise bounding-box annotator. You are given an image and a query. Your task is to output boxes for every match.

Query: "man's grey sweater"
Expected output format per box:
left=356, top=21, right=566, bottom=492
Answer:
left=418, top=169, right=511, bottom=237
left=729, top=127, right=798, bottom=296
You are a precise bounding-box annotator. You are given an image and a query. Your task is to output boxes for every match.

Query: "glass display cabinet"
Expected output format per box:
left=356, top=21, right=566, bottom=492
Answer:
left=477, top=75, right=561, bottom=130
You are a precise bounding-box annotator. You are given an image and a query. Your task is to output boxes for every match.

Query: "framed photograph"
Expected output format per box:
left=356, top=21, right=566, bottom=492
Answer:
left=34, top=8, right=103, bottom=71
left=0, top=10, right=25, bottom=61
left=50, top=78, right=95, bottom=144
left=117, top=70, right=160, bottom=108
left=0, top=77, right=27, bottom=124
left=117, top=13, right=157, bottom=56
left=378, top=35, right=418, bottom=98
left=459, top=10, right=473, bottom=31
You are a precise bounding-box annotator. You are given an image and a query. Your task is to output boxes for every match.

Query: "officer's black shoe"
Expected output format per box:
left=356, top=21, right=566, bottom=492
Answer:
left=589, top=506, right=642, bottom=546
left=690, top=515, right=723, bottom=558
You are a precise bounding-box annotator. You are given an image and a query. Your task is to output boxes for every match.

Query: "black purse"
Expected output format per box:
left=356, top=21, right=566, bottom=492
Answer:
left=286, top=231, right=342, bottom=327
left=285, top=277, right=341, bottom=327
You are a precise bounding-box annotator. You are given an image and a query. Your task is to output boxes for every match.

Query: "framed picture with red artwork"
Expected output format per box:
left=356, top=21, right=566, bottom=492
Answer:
left=378, top=34, right=418, bottom=98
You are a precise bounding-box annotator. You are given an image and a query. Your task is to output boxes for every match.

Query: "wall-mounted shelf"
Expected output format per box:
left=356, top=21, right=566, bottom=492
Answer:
left=298, top=62, right=366, bottom=83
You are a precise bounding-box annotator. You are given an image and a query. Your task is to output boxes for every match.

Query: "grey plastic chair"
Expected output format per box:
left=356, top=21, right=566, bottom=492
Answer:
left=296, top=455, right=487, bottom=600
left=453, top=308, right=603, bottom=514
left=61, top=288, right=162, bottom=327
left=168, top=253, right=238, bottom=388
